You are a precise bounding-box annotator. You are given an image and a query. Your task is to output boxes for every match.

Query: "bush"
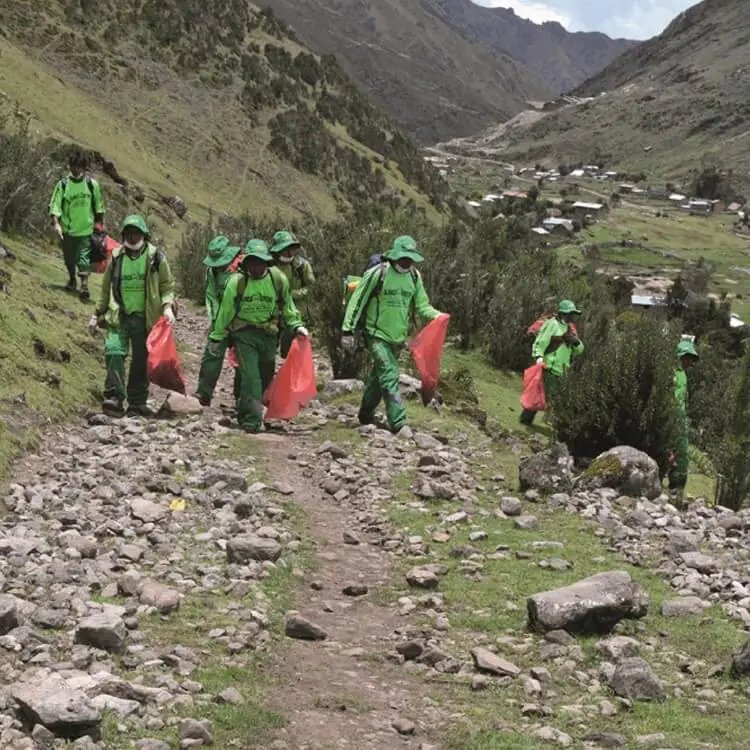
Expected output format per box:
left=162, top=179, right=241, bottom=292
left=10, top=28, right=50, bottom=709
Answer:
left=552, top=314, right=680, bottom=473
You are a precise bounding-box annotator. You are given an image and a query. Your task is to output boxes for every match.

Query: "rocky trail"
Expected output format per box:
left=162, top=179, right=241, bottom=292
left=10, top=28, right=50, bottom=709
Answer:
left=3, top=308, right=750, bottom=749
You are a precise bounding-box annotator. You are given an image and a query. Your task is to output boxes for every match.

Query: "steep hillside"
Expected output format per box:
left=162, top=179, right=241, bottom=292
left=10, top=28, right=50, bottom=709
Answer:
left=429, top=0, right=635, bottom=94
left=441, top=0, right=750, bottom=190
left=0, top=0, right=448, bottom=223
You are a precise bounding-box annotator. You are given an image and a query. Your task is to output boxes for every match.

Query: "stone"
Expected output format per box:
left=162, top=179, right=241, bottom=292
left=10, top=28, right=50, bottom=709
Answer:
left=136, top=742, right=171, bottom=750
left=284, top=614, right=328, bottom=641
left=532, top=726, right=572, bottom=746
left=731, top=639, right=750, bottom=676
left=323, top=379, right=364, bottom=397
left=396, top=641, right=424, bottom=661
left=130, top=498, right=169, bottom=524
left=179, top=718, right=213, bottom=745
left=58, top=531, right=98, bottom=559
left=139, top=580, right=181, bottom=613
left=661, top=596, right=706, bottom=617
left=75, top=610, right=127, bottom=653
left=342, top=584, right=368, bottom=597
left=680, top=551, right=719, bottom=574
left=610, top=658, right=665, bottom=701
left=500, top=497, right=523, bottom=516
left=583, top=732, right=627, bottom=748
left=518, top=443, right=574, bottom=494
left=90, top=694, right=140, bottom=717
left=217, top=688, right=244, bottom=705
left=342, top=531, right=360, bottom=545
left=596, top=636, right=641, bottom=662
left=406, top=564, right=447, bottom=589
left=527, top=571, right=648, bottom=635
left=12, top=673, right=101, bottom=739
left=160, top=392, right=203, bottom=416
left=578, top=446, right=661, bottom=500
left=0, top=596, right=20, bottom=635
left=471, top=647, right=521, bottom=677
left=226, top=535, right=282, bottom=563
left=515, top=515, right=539, bottom=530
left=392, top=717, right=416, bottom=735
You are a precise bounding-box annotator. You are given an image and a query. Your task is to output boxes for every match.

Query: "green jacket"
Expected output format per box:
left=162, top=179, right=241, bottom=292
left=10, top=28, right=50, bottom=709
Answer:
left=674, top=369, right=688, bottom=414
left=97, top=244, right=175, bottom=330
left=209, top=268, right=303, bottom=342
left=49, top=174, right=105, bottom=237
left=532, top=317, right=584, bottom=376
left=275, top=258, right=315, bottom=301
left=205, top=268, right=234, bottom=322
left=342, top=264, right=439, bottom=345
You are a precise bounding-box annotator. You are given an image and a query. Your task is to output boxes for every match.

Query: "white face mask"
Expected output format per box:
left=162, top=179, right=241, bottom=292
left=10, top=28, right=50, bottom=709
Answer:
left=394, top=262, right=412, bottom=274
left=123, top=239, right=145, bottom=253
left=278, top=255, right=293, bottom=264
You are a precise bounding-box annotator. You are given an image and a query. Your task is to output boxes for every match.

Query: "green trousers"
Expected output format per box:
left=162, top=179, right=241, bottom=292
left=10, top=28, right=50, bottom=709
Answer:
left=669, top=414, right=689, bottom=491
left=520, top=369, right=559, bottom=425
left=62, top=234, right=91, bottom=278
left=360, top=337, right=406, bottom=432
left=104, top=313, right=148, bottom=406
left=197, top=338, right=241, bottom=402
left=200, top=328, right=277, bottom=432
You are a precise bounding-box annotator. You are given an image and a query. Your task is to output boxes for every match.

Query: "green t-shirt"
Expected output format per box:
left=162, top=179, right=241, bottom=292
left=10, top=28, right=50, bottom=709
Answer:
left=120, top=251, right=148, bottom=315
left=48, top=176, right=105, bottom=237
left=674, top=369, right=688, bottom=413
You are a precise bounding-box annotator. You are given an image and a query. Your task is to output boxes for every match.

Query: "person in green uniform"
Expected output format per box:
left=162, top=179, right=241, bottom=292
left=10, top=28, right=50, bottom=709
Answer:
left=200, top=240, right=308, bottom=433
left=341, top=235, right=442, bottom=433
left=668, top=339, right=698, bottom=499
left=49, top=150, right=106, bottom=300
left=520, top=299, right=584, bottom=426
left=194, top=235, right=244, bottom=406
left=270, top=230, right=316, bottom=358
left=90, top=215, right=175, bottom=416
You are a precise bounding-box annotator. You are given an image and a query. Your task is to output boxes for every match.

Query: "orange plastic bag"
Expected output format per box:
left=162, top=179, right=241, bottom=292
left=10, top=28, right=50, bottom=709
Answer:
left=227, top=346, right=239, bottom=370
left=263, top=337, right=317, bottom=420
left=146, top=317, right=187, bottom=394
left=408, top=313, right=450, bottom=402
left=520, top=362, right=546, bottom=411
left=93, top=235, right=119, bottom=274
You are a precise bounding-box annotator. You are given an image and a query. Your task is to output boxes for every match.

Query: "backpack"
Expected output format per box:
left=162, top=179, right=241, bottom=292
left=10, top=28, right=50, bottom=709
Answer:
left=233, top=267, right=286, bottom=325
left=527, top=314, right=578, bottom=337
left=60, top=176, right=106, bottom=263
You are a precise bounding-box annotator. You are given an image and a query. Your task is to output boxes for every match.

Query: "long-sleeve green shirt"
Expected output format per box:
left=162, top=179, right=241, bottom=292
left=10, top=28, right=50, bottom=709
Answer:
left=205, top=268, right=234, bottom=322
left=275, top=258, right=315, bottom=301
left=342, top=264, right=439, bottom=345
left=209, top=268, right=303, bottom=341
left=532, top=317, right=584, bottom=376
left=674, top=369, right=688, bottom=414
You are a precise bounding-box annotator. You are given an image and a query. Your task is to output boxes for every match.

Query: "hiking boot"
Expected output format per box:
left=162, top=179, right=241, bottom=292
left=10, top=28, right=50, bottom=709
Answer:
left=65, top=278, right=77, bottom=293
left=78, top=274, right=90, bottom=301
left=127, top=403, right=156, bottom=418
left=102, top=398, right=124, bottom=417
left=195, top=393, right=211, bottom=407
left=358, top=410, right=376, bottom=426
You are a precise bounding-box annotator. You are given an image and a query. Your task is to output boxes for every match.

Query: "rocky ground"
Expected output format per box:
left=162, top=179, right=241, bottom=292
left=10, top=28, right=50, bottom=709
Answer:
left=2, top=310, right=750, bottom=749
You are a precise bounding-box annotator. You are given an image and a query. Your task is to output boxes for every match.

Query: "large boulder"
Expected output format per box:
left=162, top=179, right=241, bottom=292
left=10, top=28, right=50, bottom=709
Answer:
left=527, top=571, right=649, bottom=635
left=578, top=446, right=661, bottom=500
left=518, top=443, right=574, bottom=494
left=610, top=657, right=665, bottom=701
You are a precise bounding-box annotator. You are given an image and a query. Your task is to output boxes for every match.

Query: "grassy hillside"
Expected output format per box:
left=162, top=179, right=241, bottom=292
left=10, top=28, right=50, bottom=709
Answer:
left=440, top=0, right=750, bottom=192
left=0, top=0, right=448, bottom=225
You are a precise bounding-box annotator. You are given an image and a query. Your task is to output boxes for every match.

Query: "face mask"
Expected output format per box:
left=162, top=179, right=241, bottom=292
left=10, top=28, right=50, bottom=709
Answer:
left=394, top=262, right=412, bottom=274
left=123, top=239, right=145, bottom=253
left=278, top=256, right=293, bottom=264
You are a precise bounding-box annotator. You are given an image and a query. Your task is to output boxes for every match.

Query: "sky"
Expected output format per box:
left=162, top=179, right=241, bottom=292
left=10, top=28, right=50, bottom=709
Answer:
left=471, top=0, right=699, bottom=39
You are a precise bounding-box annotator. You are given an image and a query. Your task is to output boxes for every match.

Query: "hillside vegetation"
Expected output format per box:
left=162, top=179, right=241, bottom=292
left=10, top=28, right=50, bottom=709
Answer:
left=441, top=0, right=750, bottom=192
left=0, top=0, right=448, bottom=225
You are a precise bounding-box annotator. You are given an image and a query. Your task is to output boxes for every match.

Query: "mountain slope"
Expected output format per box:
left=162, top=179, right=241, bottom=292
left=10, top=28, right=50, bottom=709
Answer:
left=260, top=0, right=633, bottom=143
left=0, top=0, right=447, bottom=226
left=441, top=0, right=750, bottom=189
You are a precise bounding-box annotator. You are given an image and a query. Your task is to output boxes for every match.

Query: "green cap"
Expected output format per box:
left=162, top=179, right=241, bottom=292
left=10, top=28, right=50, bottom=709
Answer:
left=120, top=214, right=149, bottom=237
left=558, top=299, right=581, bottom=315
left=243, top=239, right=273, bottom=262
left=203, top=235, right=241, bottom=268
left=677, top=339, right=698, bottom=358
left=383, top=235, right=424, bottom=263
left=270, top=230, right=300, bottom=255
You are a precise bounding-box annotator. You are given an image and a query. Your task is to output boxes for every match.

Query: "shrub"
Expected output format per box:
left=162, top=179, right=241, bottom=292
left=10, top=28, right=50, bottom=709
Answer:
left=552, top=313, right=680, bottom=473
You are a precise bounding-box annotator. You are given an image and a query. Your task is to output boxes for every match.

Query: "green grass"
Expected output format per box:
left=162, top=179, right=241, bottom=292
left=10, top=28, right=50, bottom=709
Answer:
left=0, top=235, right=103, bottom=478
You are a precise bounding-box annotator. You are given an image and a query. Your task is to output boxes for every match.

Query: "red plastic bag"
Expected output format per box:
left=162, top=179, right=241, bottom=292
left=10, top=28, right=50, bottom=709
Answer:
left=408, top=313, right=450, bottom=402
left=263, top=337, right=317, bottom=420
left=520, top=362, right=546, bottom=411
left=93, top=235, right=119, bottom=274
left=227, top=346, right=239, bottom=370
left=146, top=317, right=187, bottom=394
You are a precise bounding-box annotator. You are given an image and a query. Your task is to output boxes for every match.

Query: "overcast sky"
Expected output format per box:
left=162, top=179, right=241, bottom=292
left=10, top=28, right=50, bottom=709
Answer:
left=471, top=0, right=699, bottom=39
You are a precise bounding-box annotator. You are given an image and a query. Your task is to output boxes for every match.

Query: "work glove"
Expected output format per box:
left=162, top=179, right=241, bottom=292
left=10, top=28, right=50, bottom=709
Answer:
left=88, top=314, right=99, bottom=332
left=54, top=223, right=64, bottom=242
left=535, top=357, right=544, bottom=366
left=296, top=326, right=309, bottom=338
left=341, top=334, right=356, bottom=352
left=163, top=306, right=176, bottom=326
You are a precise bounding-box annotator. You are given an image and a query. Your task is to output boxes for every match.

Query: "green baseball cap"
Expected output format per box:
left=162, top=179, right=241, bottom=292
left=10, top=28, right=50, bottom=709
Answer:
left=270, top=230, right=300, bottom=254
left=203, top=235, right=241, bottom=268
left=243, top=239, right=273, bottom=262
left=558, top=299, right=581, bottom=314
left=120, top=214, right=150, bottom=237
left=677, top=339, right=698, bottom=358
left=383, top=235, right=424, bottom=263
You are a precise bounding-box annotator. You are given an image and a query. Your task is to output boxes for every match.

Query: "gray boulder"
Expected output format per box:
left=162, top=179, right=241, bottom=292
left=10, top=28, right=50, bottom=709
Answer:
left=12, top=673, right=101, bottom=739
left=578, top=446, right=661, bottom=500
left=610, top=657, right=665, bottom=701
left=74, top=610, right=127, bottom=653
left=731, top=639, right=750, bottom=677
left=226, top=535, right=281, bottom=563
left=527, top=571, right=648, bottom=635
left=0, top=595, right=20, bottom=635
left=471, top=647, right=521, bottom=677
left=519, top=443, right=574, bottom=494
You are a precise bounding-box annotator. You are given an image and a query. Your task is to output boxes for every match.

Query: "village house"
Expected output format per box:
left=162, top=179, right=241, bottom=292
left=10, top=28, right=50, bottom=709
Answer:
left=648, top=187, right=669, bottom=200
left=727, top=201, right=744, bottom=213
left=542, top=217, right=575, bottom=236
left=631, top=293, right=666, bottom=310
left=571, top=201, right=608, bottom=221
left=682, top=199, right=712, bottom=216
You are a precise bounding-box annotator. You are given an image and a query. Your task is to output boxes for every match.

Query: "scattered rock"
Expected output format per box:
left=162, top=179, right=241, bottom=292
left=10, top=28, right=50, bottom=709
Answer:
left=392, top=717, right=416, bottom=736
left=160, top=392, right=203, bottom=416
left=579, top=446, right=661, bottom=500
left=500, top=497, right=523, bottom=516
left=731, top=639, right=750, bottom=677
left=515, top=515, right=539, bottom=530
left=179, top=718, right=213, bottom=745
left=74, top=610, right=127, bottom=653
left=583, top=732, right=627, bottom=748
left=471, top=647, right=521, bottom=677
left=661, top=596, right=707, bottom=617
left=284, top=614, right=328, bottom=641
left=0, top=596, right=20, bottom=635
left=226, top=535, right=282, bottom=563
left=130, top=498, right=169, bottom=524
left=139, top=580, right=181, bottom=613
left=519, top=443, right=574, bottom=494
left=406, top=564, right=446, bottom=589
left=610, top=657, right=665, bottom=701
left=342, top=584, right=368, bottom=597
